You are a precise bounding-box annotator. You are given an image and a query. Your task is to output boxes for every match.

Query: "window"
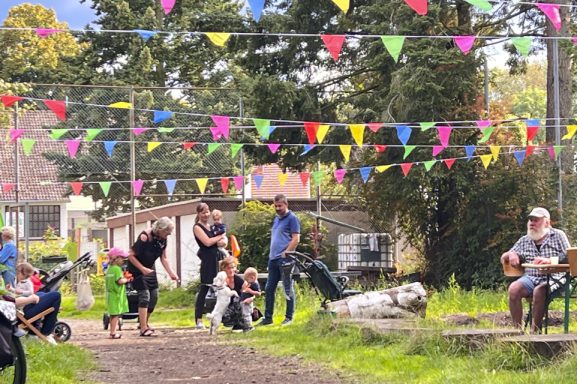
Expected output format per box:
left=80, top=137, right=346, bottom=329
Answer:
left=8, top=205, right=61, bottom=238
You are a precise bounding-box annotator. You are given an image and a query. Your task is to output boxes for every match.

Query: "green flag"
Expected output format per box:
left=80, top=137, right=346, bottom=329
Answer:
left=423, top=160, right=436, bottom=171
left=253, top=118, right=271, bottom=139
left=381, top=36, right=405, bottom=63
left=85, top=129, right=102, bottom=142
left=21, top=138, right=36, bottom=156
left=511, top=37, right=531, bottom=57
left=99, top=182, right=112, bottom=197
left=207, top=143, right=221, bottom=154
left=312, top=170, right=324, bottom=186
left=478, top=126, right=495, bottom=143
left=464, top=0, right=492, bottom=11
left=231, top=143, right=243, bottom=157
left=403, top=145, right=416, bottom=159
left=50, top=129, right=68, bottom=140
left=420, top=122, right=435, bottom=131
left=158, top=127, right=176, bottom=133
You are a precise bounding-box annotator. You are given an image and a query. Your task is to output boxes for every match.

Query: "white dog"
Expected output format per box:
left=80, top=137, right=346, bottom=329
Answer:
left=207, top=271, right=238, bottom=335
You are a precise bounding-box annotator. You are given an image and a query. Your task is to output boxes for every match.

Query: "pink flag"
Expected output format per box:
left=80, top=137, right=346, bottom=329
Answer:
left=35, top=28, right=60, bottom=38
left=548, top=145, right=556, bottom=160
left=160, top=0, right=176, bottom=14
left=403, top=0, right=427, bottom=15
left=211, top=115, right=230, bottom=139
left=367, top=122, right=383, bottom=133
left=536, top=3, right=561, bottom=31
left=210, top=127, right=222, bottom=140
left=43, top=99, right=66, bottom=121
left=267, top=143, right=281, bottom=154
left=233, top=176, right=244, bottom=191
left=133, top=127, right=150, bottom=136
left=453, top=36, right=475, bottom=55
left=437, top=126, right=452, bottom=147
left=375, top=145, right=387, bottom=153
left=132, top=179, right=144, bottom=196
left=2, top=183, right=15, bottom=193
left=65, top=139, right=81, bottom=158
left=9, top=129, right=24, bottom=142
left=334, top=168, right=346, bottom=184
left=476, top=120, right=492, bottom=128
left=70, top=182, right=83, bottom=196
left=1, top=95, right=23, bottom=107
left=432, top=145, right=444, bottom=156
left=572, top=37, right=577, bottom=47
left=321, top=35, right=346, bottom=62
left=444, top=158, right=456, bottom=169
left=400, top=163, right=413, bottom=176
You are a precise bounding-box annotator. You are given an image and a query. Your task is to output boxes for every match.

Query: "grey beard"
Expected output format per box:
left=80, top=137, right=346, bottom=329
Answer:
left=527, top=227, right=550, bottom=241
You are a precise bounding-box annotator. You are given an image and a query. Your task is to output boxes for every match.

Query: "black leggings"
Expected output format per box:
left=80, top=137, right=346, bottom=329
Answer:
left=195, top=284, right=210, bottom=321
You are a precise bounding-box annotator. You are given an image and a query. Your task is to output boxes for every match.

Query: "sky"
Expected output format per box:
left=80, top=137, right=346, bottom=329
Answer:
left=0, top=1, right=96, bottom=29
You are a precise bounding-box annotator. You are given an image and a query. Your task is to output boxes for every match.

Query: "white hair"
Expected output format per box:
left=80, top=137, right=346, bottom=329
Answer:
left=1, top=226, right=15, bottom=240
left=152, top=217, right=174, bottom=233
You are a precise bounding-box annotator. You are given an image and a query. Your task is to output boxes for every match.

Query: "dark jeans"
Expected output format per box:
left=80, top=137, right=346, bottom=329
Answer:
left=23, top=291, right=61, bottom=335
left=264, top=258, right=295, bottom=321
left=195, top=284, right=210, bottom=321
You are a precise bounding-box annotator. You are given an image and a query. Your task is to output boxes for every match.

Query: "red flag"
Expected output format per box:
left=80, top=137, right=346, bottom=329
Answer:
left=299, top=172, right=310, bottom=187
left=525, top=145, right=535, bottom=158
left=183, top=142, right=197, bottom=150
left=43, top=99, right=66, bottom=121
left=367, top=123, right=383, bottom=133
left=374, top=145, right=387, bottom=153
left=220, top=177, right=230, bottom=194
left=403, top=0, right=427, bottom=15
left=303, top=122, right=319, bottom=145
left=321, top=35, right=346, bottom=62
left=400, top=163, right=413, bottom=176
left=527, top=126, right=539, bottom=142
left=1, top=95, right=23, bottom=107
left=70, top=182, right=83, bottom=196
left=444, top=158, right=456, bottom=170
left=2, top=183, right=15, bottom=193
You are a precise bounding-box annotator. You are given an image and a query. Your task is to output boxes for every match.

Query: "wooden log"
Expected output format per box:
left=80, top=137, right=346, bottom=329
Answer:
left=326, top=282, right=427, bottom=319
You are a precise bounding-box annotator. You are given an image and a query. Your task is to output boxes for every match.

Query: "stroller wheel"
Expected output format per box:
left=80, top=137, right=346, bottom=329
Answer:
left=53, top=321, right=72, bottom=342
left=103, top=314, right=110, bottom=330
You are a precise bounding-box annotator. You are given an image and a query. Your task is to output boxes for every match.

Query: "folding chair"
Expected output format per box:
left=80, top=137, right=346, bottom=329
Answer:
left=17, top=308, right=55, bottom=342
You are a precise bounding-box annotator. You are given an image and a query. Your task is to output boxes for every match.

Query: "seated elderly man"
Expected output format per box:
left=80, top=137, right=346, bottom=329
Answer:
left=500, top=207, right=570, bottom=332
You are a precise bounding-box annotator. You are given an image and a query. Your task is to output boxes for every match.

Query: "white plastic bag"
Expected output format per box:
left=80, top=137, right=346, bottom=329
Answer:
left=76, top=270, right=95, bottom=311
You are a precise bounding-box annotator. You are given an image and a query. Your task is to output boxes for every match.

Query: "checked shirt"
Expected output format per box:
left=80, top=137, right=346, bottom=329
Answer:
left=510, top=228, right=570, bottom=292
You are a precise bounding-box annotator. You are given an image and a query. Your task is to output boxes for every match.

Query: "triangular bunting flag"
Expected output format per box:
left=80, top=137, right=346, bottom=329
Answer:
left=233, top=176, right=244, bottom=191
left=278, top=173, right=289, bottom=187
left=183, top=142, right=197, bottom=151
left=85, top=129, right=102, bottom=142
left=207, top=143, right=221, bottom=154
left=65, top=140, right=81, bottom=158
left=312, top=171, right=324, bottom=186
left=1, top=95, right=23, bottom=107
left=100, top=182, right=112, bottom=197
left=231, top=143, right=243, bottom=157
left=70, top=182, right=83, bottom=196
left=35, top=28, right=61, bottom=38
left=316, top=124, right=330, bottom=144
left=349, top=124, right=365, bottom=147
left=147, top=142, right=162, bottom=152
left=513, top=150, right=526, bottom=166
left=104, top=141, right=117, bottom=157
left=525, top=145, right=535, bottom=158
left=465, top=145, right=476, bottom=160
left=299, top=172, right=310, bottom=187
left=536, top=3, right=561, bottom=31
left=562, top=125, right=577, bottom=140
left=253, top=174, right=264, bottom=189
left=359, top=167, right=372, bottom=183
left=444, top=158, right=456, bottom=169
left=109, top=102, right=132, bottom=109
left=423, top=160, right=436, bottom=172
left=375, top=165, right=392, bottom=173
left=396, top=125, right=412, bottom=145
left=206, top=32, right=231, bottom=47
left=21, top=139, right=35, bottom=156
left=9, top=129, right=24, bottom=142
left=50, top=129, right=68, bottom=140
left=253, top=118, right=271, bottom=139
left=267, top=143, right=281, bottom=154
left=133, top=127, right=150, bottom=136
left=403, top=0, right=427, bottom=15
left=158, top=127, right=175, bottom=133
left=476, top=120, right=492, bottom=128
left=453, top=36, right=476, bottom=55
left=248, top=0, right=265, bottom=22
left=464, top=0, right=492, bottom=11
left=302, top=144, right=316, bottom=155
left=368, top=123, right=382, bottom=133
left=420, top=122, right=435, bottom=131
left=381, top=36, right=405, bottom=63
left=304, top=122, right=319, bottom=145
left=511, top=37, right=531, bottom=56
left=2, top=183, right=15, bottom=194
left=375, top=145, right=387, bottom=153
left=334, top=169, right=346, bottom=184
left=339, top=145, right=352, bottom=162
left=196, top=178, right=208, bottom=194
left=43, top=99, right=66, bottom=121
left=400, top=163, right=413, bottom=177
left=220, top=177, right=230, bottom=194
left=403, top=145, right=416, bottom=160
left=321, top=35, right=346, bottom=62
left=211, top=115, right=230, bottom=139
left=489, top=145, right=500, bottom=161
left=161, top=0, right=176, bottom=15
left=132, top=179, right=144, bottom=196
left=432, top=145, right=444, bottom=156
left=437, top=126, right=452, bottom=147
left=134, top=29, right=157, bottom=42
left=331, top=0, right=349, bottom=13
left=153, top=110, right=173, bottom=124
left=478, top=126, right=494, bottom=143
left=527, top=126, right=539, bottom=142
left=480, top=154, right=492, bottom=169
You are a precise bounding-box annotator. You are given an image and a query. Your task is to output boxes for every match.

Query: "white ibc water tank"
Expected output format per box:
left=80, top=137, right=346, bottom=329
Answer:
left=337, top=233, right=394, bottom=271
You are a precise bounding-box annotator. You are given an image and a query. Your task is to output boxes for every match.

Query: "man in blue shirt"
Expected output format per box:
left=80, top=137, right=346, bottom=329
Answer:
left=0, top=226, right=18, bottom=287
left=259, top=194, right=300, bottom=326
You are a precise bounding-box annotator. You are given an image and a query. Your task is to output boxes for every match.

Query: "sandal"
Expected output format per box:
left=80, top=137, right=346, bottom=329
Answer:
left=109, top=333, right=122, bottom=339
left=140, top=328, right=155, bottom=337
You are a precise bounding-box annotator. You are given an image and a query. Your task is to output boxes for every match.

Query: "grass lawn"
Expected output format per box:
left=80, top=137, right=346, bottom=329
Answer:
left=54, top=281, right=577, bottom=384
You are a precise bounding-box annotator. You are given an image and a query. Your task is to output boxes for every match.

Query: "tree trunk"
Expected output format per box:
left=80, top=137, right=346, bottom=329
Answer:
left=326, top=282, right=427, bottom=319
left=546, top=0, right=572, bottom=145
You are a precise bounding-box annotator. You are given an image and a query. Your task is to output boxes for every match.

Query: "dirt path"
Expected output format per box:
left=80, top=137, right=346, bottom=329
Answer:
left=67, top=319, right=353, bottom=384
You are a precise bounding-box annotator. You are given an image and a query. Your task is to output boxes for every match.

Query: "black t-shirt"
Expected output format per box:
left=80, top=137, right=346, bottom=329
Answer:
left=240, top=281, right=260, bottom=301
left=230, top=274, right=245, bottom=304
left=128, top=230, right=167, bottom=290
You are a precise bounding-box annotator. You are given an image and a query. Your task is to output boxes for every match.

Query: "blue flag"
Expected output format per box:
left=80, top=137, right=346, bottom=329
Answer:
left=465, top=145, right=476, bottom=160
left=248, top=0, right=265, bottom=22
left=134, top=29, right=157, bottom=42
left=154, top=110, right=173, bottom=124
left=359, top=167, right=372, bottom=183
left=104, top=141, right=117, bottom=157
left=253, top=175, right=264, bottom=188
left=396, top=125, right=412, bottom=145
left=164, top=179, right=177, bottom=195
left=514, top=150, right=526, bottom=166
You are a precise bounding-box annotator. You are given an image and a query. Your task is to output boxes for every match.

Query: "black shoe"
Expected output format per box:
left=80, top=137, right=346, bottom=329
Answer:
left=257, top=318, right=273, bottom=326
left=232, top=325, right=243, bottom=333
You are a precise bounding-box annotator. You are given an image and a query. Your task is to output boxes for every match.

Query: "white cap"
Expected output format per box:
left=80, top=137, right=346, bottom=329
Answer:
left=528, top=207, right=550, bottom=219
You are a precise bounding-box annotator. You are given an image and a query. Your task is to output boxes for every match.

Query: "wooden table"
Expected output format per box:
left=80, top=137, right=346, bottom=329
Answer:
left=522, top=263, right=573, bottom=333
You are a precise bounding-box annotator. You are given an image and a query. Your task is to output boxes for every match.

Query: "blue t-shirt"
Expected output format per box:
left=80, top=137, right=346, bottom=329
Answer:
left=269, top=211, right=300, bottom=260
left=0, top=241, right=17, bottom=271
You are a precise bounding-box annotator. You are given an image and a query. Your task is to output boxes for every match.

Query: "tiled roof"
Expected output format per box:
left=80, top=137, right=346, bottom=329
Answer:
left=0, top=110, right=69, bottom=203
left=251, top=164, right=310, bottom=199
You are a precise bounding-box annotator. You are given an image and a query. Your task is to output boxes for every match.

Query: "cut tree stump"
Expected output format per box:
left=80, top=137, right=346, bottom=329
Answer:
left=327, top=282, right=427, bottom=319
left=500, top=334, right=577, bottom=358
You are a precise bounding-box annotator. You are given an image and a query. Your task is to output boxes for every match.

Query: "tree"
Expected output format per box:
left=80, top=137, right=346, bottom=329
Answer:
left=0, top=4, right=86, bottom=83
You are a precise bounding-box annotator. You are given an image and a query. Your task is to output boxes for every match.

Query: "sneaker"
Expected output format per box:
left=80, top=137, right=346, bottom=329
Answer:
left=281, top=318, right=292, bottom=326
left=243, top=326, right=255, bottom=333
left=195, top=323, right=206, bottom=330
left=45, top=335, right=58, bottom=345
left=231, top=325, right=243, bottom=333
left=257, top=318, right=273, bottom=326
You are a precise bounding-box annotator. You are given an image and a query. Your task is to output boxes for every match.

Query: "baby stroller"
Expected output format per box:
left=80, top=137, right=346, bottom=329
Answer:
left=36, top=251, right=96, bottom=342
left=284, top=251, right=362, bottom=309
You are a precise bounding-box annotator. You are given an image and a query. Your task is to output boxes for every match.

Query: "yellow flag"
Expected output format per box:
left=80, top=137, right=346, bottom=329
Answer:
left=278, top=173, right=289, bottom=187
left=480, top=154, right=492, bottom=169
left=147, top=142, right=162, bottom=152
left=196, top=178, right=208, bottom=194
left=489, top=145, right=500, bottom=161
left=331, top=0, right=349, bottom=13
left=316, top=124, right=330, bottom=144
left=339, top=145, right=351, bottom=162
left=562, top=125, right=577, bottom=140
left=349, top=124, right=364, bottom=148
left=206, top=32, right=231, bottom=47
left=375, top=165, right=392, bottom=173
left=109, top=102, right=132, bottom=109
